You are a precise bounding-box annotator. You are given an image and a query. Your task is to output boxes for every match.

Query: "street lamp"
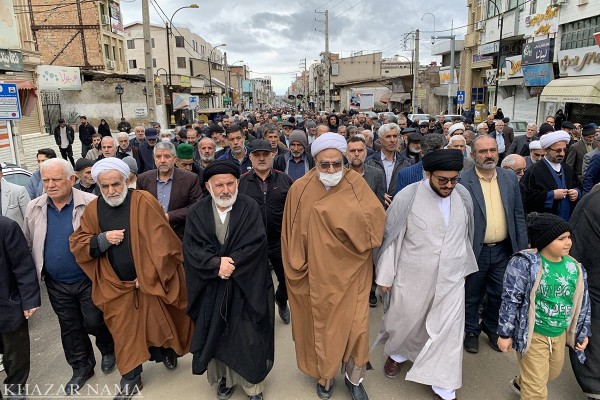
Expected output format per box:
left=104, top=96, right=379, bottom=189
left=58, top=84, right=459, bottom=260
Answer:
left=208, top=43, right=226, bottom=108
left=488, top=0, right=504, bottom=110
left=115, top=83, right=124, bottom=119
left=166, top=4, right=199, bottom=127
left=421, top=13, right=436, bottom=44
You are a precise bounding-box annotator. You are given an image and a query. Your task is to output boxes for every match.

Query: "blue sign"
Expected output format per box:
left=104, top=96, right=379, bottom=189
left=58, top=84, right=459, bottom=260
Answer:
left=456, top=90, right=465, bottom=104
left=522, top=63, right=554, bottom=87
left=189, top=96, right=197, bottom=109
left=0, top=83, right=21, bottom=120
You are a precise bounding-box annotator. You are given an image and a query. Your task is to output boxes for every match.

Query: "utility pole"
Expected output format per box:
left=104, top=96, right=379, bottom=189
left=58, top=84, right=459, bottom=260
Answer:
left=413, top=29, right=419, bottom=113
left=141, top=0, right=156, bottom=122
left=435, top=24, right=456, bottom=115
left=324, top=10, right=330, bottom=111
left=223, top=51, right=229, bottom=109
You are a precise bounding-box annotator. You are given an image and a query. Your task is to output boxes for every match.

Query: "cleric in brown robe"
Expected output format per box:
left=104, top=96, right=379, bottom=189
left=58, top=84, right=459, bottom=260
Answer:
left=70, top=158, right=192, bottom=400
left=281, top=133, right=386, bottom=400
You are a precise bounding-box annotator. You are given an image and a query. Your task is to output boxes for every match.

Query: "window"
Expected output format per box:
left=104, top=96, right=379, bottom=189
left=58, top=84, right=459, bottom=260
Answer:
left=175, top=36, right=184, bottom=48
left=152, top=58, right=156, bottom=68
left=201, top=45, right=205, bottom=55
left=487, top=0, right=499, bottom=18
left=151, top=38, right=155, bottom=48
left=112, top=45, right=117, bottom=60
left=129, top=60, right=137, bottom=69
left=104, top=44, right=110, bottom=59
left=560, top=16, right=600, bottom=50
left=127, top=40, right=135, bottom=49
left=177, top=57, right=186, bottom=68
left=471, top=87, right=484, bottom=104
left=529, top=0, right=537, bottom=14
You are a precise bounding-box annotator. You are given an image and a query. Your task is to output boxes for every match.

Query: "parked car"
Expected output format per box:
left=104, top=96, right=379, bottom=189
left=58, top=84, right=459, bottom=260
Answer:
left=507, top=120, right=528, bottom=136
left=408, top=114, right=431, bottom=122
left=444, top=115, right=465, bottom=123
left=1, top=162, right=32, bottom=187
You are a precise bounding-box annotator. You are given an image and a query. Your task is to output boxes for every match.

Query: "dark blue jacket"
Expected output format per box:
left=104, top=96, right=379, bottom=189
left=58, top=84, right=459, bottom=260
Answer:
left=137, top=141, right=156, bottom=173
left=396, top=161, right=424, bottom=194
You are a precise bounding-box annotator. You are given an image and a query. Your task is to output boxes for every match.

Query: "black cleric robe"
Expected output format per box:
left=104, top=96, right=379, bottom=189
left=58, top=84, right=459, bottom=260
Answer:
left=183, top=194, right=274, bottom=384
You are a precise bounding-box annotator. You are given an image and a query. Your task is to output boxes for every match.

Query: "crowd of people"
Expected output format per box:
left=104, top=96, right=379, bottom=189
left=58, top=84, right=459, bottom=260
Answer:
left=1, top=107, right=599, bottom=400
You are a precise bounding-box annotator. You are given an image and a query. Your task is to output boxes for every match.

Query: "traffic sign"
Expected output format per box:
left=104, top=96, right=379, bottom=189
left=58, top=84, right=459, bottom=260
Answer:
left=189, top=96, right=198, bottom=109
left=456, top=90, right=465, bottom=105
left=0, top=83, right=21, bottom=120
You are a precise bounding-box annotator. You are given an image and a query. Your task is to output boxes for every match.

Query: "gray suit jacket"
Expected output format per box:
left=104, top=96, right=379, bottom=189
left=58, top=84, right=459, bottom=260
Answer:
left=362, top=164, right=386, bottom=206
left=583, top=147, right=600, bottom=177
left=567, top=140, right=598, bottom=185
left=1, top=179, right=30, bottom=230
left=459, top=167, right=528, bottom=260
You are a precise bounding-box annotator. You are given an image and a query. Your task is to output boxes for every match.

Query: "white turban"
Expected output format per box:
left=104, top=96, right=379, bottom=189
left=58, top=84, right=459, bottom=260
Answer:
left=529, top=140, right=542, bottom=150
left=91, top=158, right=130, bottom=182
left=311, top=132, right=348, bottom=157
left=539, top=130, right=571, bottom=149
left=448, top=123, right=465, bottom=135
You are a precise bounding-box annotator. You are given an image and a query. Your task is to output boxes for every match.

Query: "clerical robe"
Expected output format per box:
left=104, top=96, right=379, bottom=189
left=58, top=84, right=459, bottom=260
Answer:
left=183, top=194, right=274, bottom=385
left=281, top=168, right=386, bottom=385
left=375, top=181, right=478, bottom=390
left=70, top=190, right=193, bottom=375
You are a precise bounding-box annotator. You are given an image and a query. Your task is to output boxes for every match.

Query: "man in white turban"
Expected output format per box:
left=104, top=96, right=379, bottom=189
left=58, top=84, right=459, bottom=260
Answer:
left=448, top=123, right=465, bottom=137
left=526, top=140, right=546, bottom=168
left=282, top=132, right=386, bottom=400
left=522, top=130, right=580, bottom=220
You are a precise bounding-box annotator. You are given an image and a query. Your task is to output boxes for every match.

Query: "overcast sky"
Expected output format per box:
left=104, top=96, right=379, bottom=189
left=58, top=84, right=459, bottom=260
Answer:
left=121, top=0, right=468, bottom=95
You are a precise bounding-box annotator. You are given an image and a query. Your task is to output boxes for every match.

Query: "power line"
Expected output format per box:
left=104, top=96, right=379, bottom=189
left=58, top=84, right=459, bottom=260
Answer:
left=330, top=0, right=366, bottom=20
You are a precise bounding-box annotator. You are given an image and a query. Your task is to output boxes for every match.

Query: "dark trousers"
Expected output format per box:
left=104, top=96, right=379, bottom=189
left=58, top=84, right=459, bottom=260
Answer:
left=59, top=145, right=75, bottom=167
left=465, top=240, right=511, bottom=336
left=45, top=276, right=114, bottom=376
left=1, top=320, right=30, bottom=393
left=81, top=144, right=92, bottom=158
left=268, top=240, right=287, bottom=306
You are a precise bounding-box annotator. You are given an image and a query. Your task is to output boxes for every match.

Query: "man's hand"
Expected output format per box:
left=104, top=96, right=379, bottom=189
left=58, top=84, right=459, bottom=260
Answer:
left=567, top=189, right=579, bottom=202
left=23, top=307, right=39, bottom=319
left=553, top=189, right=568, bottom=200
left=576, top=337, right=589, bottom=351
left=218, top=257, right=235, bottom=279
left=165, top=212, right=170, bottom=221
left=106, top=229, right=125, bottom=245
left=378, top=285, right=391, bottom=293
left=497, top=337, right=513, bottom=352
left=384, top=193, right=392, bottom=207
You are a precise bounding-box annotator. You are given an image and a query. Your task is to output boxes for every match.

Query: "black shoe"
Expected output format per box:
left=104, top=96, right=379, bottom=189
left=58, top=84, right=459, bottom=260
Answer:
left=277, top=301, right=291, bottom=325
left=248, top=394, right=263, bottom=400
left=65, top=370, right=95, bottom=396
left=369, top=292, right=377, bottom=308
left=101, top=353, right=116, bottom=373
left=344, top=376, right=369, bottom=400
left=464, top=333, right=479, bottom=354
left=162, top=348, right=178, bottom=370
left=316, top=379, right=334, bottom=400
left=217, top=377, right=234, bottom=400
left=113, top=375, right=143, bottom=400
left=481, top=325, right=502, bottom=352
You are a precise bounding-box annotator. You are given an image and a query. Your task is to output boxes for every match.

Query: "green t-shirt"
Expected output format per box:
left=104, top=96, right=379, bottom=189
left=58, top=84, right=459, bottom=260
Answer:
left=534, top=255, right=578, bottom=337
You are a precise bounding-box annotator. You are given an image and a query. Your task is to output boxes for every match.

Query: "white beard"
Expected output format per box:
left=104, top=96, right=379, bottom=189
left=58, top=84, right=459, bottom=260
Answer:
left=102, top=189, right=128, bottom=207
left=208, top=184, right=238, bottom=209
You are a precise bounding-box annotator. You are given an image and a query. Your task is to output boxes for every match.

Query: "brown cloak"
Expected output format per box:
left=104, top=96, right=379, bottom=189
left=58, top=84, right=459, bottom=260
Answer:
left=70, top=190, right=193, bottom=374
left=281, top=168, right=386, bottom=384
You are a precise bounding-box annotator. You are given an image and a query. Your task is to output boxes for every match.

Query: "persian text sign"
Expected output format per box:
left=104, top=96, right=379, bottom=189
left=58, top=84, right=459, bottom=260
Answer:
left=505, top=55, right=523, bottom=78
left=558, top=46, right=600, bottom=77
left=522, top=63, right=554, bottom=87
left=524, top=6, right=559, bottom=37
left=37, top=66, right=82, bottom=90
left=522, top=39, right=552, bottom=65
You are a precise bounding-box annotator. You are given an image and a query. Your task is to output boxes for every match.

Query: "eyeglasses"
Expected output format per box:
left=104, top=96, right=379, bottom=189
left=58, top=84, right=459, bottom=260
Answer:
left=318, top=161, right=343, bottom=171
left=431, top=172, right=461, bottom=185
left=547, top=147, right=566, bottom=154
left=508, top=167, right=526, bottom=175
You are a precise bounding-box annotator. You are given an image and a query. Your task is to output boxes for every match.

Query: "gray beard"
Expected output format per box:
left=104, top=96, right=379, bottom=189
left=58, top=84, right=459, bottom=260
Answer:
left=102, top=189, right=128, bottom=207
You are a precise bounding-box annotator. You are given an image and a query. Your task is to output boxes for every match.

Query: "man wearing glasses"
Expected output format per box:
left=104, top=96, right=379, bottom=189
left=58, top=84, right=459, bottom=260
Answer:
left=375, top=149, right=477, bottom=400
left=522, top=130, right=580, bottom=221
left=282, top=133, right=385, bottom=400
left=460, top=136, right=528, bottom=355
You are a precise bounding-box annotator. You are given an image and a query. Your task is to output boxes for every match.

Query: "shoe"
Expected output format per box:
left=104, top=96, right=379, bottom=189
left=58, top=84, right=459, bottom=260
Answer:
left=65, top=370, right=95, bottom=396
left=463, top=333, right=479, bottom=354
left=481, top=325, right=502, bottom=352
left=277, top=301, right=291, bottom=324
left=217, top=377, right=234, bottom=400
left=162, top=348, right=178, bottom=370
left=383, top=356, right=404, bottom=379
left=248, top=394, right=264, bottom=400
left=344, top=376, right=369, bottom=400
left=369, top=292, right=377, bottom=308
left=316, top=379, right=334, bottom=400
left=101, top=353, right=116, bottom=373
left=113, top=375, right=143, bottom=400
left=433, top=394, right=457, bottom=399
left=509, top=377, right=521, bottom=394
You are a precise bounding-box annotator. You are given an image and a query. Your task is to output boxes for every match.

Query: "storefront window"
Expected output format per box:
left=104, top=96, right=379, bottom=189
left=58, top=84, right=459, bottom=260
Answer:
left=561, top=16, right=600, bottom=50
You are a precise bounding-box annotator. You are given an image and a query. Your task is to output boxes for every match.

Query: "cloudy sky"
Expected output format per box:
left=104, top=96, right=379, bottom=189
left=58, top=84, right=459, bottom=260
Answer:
left=121, top=0, right=468, bottom=95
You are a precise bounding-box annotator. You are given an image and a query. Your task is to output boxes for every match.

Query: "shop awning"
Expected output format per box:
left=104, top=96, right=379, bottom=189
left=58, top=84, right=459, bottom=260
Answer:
left=390, top=93, right=411, bottom=103
left=499, top=78, right=523, bottom=87
left=432, top=85, right=459, bottom=96
left=540, top=76, right=600, bottom=105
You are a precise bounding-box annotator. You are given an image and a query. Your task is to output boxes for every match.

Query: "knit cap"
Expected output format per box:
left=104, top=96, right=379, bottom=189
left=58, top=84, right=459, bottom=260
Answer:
left=289, top=130, right=308, bottom=148
left=526, top=212, right=572, bottom=251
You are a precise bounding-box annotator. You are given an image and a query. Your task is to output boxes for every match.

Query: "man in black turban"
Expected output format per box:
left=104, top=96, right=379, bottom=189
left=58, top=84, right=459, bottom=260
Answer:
left=374, top=149, right=477, bottom=400
left=184, top=158, right=274, bottom=400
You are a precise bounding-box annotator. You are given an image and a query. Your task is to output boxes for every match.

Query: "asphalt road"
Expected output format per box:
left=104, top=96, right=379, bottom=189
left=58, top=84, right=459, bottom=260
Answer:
left=3, top=280, right=584, bottom=400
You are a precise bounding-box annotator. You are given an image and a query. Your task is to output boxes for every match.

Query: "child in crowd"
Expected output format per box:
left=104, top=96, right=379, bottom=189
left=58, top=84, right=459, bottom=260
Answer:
left=497, top=212, right=591, bottom=400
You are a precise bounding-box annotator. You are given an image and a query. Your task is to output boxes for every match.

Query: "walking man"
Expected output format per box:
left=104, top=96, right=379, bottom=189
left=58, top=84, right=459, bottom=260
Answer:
left=54, top=118, right=75, bottom=166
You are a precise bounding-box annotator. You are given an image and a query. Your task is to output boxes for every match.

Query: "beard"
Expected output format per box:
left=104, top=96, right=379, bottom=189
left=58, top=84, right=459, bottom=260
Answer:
left=350, top=158, right=363, bottom=168
left=208, top=184, right=238, bottom=209
left=475, top=158, right=497, bottom=170
left=201, top=154, right=214, bottom=163
left=102, top=188, right=128, bottom=207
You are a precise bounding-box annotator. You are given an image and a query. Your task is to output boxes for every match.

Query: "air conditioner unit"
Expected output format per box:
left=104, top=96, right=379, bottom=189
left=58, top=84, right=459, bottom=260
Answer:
left=476, top=21, right=485, bottom=31
left=101, top=15, right=111, bottom=25
left=107, top=60, right=116, bottom=69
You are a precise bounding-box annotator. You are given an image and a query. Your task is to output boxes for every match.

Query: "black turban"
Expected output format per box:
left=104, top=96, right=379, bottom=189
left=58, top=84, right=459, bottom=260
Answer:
left=203, top=160, right=240, bottom=183
left=422, top=149, right=464, bottom=172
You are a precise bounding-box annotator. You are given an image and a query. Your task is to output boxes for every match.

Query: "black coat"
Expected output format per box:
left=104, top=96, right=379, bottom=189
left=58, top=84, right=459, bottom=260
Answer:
left=0, top=216, right=40, bottom=334
left=79, top=123, right=96, bottom=146
left=53, top=124, right=75, bottom=146
left=183, top=195, right=274, bottom=384
left=98, top=123, right=112, bottom=137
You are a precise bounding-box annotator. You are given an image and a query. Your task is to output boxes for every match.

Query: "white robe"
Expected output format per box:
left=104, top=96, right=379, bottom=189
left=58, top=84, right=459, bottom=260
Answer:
left=376, top=181, right=478, bottom=390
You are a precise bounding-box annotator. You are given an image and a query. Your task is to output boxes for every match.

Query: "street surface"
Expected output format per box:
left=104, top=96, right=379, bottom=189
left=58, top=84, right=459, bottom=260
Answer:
left=5, top=279, right=584, bottom=400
